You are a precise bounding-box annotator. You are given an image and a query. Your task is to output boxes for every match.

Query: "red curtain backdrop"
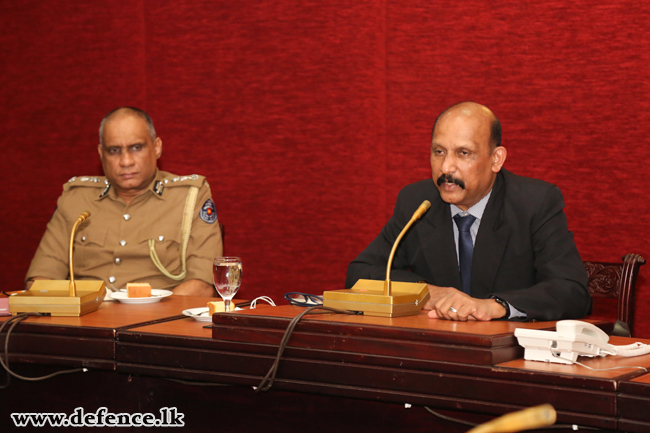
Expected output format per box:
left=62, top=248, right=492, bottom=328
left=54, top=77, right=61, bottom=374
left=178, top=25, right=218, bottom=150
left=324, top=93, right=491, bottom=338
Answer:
left=1, top=1, right=648, bottom=334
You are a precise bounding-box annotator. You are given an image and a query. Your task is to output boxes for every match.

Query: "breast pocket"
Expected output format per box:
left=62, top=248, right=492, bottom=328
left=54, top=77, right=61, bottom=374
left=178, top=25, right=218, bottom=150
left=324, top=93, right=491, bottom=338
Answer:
left=74, top=226, right=108, bottom=271
left=138, top=224, right=183, bottom=275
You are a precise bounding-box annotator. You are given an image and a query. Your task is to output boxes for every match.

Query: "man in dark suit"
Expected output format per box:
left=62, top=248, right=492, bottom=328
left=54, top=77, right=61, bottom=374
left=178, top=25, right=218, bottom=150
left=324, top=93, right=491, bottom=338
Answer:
left=346, top=102, right=591, bottom=321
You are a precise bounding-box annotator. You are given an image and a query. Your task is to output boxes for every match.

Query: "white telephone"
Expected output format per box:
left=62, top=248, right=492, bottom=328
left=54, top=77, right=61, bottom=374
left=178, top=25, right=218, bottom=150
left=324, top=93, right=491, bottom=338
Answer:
left=515, top=320, right=650, bottom=365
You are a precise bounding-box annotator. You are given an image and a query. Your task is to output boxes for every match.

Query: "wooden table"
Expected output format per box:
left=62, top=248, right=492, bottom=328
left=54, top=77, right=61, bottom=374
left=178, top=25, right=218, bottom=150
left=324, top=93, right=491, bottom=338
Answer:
left=618, top=370, right=650, bottom=432
left=116, top=305, right=558, bottom=380
left=0, top=295, right=217, bottom=370
left=3, top=302, right=650, bottom=432
left=496, top=335, right=650, bottom=431
left=113, top=305, right=650, bottom=431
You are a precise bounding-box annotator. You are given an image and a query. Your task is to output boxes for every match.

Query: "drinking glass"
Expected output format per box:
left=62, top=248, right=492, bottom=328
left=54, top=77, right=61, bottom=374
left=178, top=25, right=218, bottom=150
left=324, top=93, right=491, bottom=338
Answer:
left=213, top=257, right=242, bottom=312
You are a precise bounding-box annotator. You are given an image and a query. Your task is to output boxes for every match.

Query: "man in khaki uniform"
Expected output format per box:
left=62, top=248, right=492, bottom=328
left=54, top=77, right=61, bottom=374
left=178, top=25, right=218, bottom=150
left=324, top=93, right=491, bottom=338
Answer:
left=25, top=107, right=223, bottom=296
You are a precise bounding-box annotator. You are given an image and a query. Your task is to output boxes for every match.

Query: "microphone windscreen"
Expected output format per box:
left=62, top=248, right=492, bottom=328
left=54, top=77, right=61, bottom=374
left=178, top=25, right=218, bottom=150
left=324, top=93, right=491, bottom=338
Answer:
left=412, top=200, right=431, bottom=220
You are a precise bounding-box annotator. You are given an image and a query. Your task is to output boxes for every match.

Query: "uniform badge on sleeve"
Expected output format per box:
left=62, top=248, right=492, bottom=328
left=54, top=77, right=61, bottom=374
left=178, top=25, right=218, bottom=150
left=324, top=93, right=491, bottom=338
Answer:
left=200, top=199, right=218, bottom=224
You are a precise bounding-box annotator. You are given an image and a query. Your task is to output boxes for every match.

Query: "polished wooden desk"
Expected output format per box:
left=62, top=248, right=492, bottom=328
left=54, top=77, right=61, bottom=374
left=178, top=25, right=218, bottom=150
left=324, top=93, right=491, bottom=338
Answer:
left=113, top=305, right=650, bottom=431
left=496, top=336, right=650, bottom=431
left=618, top=370, right=650, bottom=432
left=0, top=295, right=218, bottom=370
left=116, top=305, right=559, bottom=381
left=3, top=301, right=650, bottom=432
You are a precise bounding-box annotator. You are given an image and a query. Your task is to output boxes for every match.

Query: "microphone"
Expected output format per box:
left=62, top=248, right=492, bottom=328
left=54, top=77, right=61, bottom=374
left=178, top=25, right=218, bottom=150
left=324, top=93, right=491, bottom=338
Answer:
left=384, top=200, right=430, bottom=295
left=10, top=211, right=106, bottom=317
left=323, top=200, right=431, bottom=317
left=69, top=211, right=91, bottom=296
left=412, top=200, right=431, bottom=219
left=466, top=404, right=557, bottom=433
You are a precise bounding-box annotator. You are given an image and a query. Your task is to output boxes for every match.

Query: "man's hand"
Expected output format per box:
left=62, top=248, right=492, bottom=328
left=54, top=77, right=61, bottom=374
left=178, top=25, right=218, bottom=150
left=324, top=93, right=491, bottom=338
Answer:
left=424, top=284, right=507, bottom=321
left=172, top=279, right=215, bottom=296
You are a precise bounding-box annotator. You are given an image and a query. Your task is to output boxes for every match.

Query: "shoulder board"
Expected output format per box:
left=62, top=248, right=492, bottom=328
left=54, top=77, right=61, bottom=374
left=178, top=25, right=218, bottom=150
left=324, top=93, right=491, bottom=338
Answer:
left=63, top=176, right=109, bottom=191
left=161, top=174, right=205, bottom=188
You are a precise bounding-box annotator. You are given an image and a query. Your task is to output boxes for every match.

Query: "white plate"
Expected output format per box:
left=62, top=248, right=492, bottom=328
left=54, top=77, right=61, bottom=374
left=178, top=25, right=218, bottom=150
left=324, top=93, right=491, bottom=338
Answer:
left=109, top=289, right=173, bottom=304
left=183, top=307, right=242, bottom=322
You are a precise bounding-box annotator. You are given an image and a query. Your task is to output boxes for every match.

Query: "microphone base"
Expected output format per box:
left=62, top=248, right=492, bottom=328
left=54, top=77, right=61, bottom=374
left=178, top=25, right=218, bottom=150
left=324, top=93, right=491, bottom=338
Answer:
left=323, top=279, right=430, bottom=317
left=9, top=280, right=106, bottom=317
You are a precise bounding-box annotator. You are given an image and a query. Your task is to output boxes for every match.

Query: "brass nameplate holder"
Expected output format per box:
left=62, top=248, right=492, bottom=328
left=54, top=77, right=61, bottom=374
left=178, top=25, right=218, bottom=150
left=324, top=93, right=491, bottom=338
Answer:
left=9, top=280, right=106, bottom=317
left=324, top=200, right=431, bottom=317
left=323, top=280, right=429, bottom=318
left=10, top=211, right=105, bottom=317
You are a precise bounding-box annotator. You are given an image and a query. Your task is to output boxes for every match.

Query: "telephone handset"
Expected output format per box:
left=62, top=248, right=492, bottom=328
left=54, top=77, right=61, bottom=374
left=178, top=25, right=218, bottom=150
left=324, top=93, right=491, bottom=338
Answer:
left=515, top=320, right=650, bottom=365
left=555, top=320, right=610, bottom=348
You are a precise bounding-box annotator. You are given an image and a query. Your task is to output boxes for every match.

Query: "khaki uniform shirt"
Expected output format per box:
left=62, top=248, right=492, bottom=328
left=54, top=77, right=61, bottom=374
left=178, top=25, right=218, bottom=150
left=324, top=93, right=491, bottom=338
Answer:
left=26, top=170, right=223, bottom=291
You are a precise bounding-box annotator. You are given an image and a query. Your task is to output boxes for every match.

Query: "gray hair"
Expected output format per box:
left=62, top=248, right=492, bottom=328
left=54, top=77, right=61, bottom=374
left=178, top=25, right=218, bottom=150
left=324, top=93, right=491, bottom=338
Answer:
left=99, top=107, right=156, bottom=146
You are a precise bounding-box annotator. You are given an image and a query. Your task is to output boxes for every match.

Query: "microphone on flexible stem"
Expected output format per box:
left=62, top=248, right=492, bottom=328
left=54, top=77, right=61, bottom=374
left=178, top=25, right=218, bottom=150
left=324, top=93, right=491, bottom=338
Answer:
left=383, top=200, right=431, bottom=295
left=466, top=404, right=557, bottom=433
left=9, top=211, right=106, bottom=317
left=69, top=211, right=91, bottom=297
left=323, top=200, right=432, bottom=317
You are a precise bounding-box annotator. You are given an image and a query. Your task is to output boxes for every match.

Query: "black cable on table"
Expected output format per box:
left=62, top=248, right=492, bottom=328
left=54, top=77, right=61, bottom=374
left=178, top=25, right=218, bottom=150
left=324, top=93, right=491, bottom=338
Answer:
left=255, top=305, right=358, bottom=393
left=0, top=313, right=87, bottom=388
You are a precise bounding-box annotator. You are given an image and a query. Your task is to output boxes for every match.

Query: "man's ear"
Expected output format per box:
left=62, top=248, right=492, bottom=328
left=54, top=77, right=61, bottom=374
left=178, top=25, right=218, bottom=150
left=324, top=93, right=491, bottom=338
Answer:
left=154, top=137, right=163, bottom=159
left=97, top=144, right=103, bottom=159
left=492, top=146, right=507, bottom=172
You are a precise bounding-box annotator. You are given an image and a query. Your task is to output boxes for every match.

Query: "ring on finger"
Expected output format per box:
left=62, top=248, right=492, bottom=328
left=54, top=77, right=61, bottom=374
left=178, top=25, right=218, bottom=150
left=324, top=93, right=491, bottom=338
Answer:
left=449, top=306, right=458, bottom=313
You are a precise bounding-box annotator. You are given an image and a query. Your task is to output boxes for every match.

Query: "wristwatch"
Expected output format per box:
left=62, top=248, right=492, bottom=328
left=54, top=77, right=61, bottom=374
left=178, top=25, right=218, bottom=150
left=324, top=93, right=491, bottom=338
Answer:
left=491, top=296, right=510, bottom=319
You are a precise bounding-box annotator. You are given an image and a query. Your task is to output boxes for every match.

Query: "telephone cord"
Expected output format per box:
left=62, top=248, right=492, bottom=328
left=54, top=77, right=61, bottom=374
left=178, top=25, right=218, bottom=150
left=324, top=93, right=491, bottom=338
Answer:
left=609, top=342, right=650, bottom=357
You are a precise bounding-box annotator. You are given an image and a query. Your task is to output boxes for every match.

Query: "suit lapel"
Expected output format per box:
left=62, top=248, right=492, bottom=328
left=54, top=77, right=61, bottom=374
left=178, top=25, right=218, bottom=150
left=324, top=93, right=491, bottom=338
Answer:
left=471, top=171, right=510, bottom=298
left=418, top=193, right=462, bottom=288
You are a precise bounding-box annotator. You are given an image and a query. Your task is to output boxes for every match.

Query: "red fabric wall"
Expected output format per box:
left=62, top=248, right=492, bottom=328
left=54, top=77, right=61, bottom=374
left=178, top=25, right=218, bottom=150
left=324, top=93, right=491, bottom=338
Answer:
left=1, top=1, right=648, bottom=334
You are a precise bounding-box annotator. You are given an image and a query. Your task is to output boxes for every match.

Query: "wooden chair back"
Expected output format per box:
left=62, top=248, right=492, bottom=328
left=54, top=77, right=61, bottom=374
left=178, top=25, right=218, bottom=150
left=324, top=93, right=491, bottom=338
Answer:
left=584, top=253, right=645, bottom=336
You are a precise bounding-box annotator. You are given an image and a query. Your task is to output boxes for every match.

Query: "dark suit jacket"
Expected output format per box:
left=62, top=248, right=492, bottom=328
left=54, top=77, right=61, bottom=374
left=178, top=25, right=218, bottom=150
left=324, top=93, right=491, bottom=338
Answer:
left=346, top=169, right=591, bottom=321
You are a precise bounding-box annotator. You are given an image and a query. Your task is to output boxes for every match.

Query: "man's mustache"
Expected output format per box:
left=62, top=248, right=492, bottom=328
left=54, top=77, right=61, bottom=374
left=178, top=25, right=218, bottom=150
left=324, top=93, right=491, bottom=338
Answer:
left=437, top=174, right=465, bottom=189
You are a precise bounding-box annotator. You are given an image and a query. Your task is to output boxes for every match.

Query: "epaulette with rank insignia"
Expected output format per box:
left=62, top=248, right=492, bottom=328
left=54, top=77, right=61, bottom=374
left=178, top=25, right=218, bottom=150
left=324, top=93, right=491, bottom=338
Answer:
left=160, top=174, right=205, bottom=188
left=63, top=176, right=109, bottom=192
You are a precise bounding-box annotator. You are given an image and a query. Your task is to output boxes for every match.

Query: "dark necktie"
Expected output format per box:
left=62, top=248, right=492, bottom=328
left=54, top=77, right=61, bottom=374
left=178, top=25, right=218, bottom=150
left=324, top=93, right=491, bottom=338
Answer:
left=453, top=213, right=476, bottom=295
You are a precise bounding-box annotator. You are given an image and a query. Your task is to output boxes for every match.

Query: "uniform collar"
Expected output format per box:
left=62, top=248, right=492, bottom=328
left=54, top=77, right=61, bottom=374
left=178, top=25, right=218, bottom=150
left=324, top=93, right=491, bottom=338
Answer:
left=98, top=169, right=165, bottom=202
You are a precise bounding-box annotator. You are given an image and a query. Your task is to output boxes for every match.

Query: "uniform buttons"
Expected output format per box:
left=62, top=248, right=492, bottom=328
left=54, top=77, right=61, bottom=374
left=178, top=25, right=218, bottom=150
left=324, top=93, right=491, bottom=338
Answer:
left=120, top=240, right=126, bottom=246
left=81, top=236, right=86, bottom=242
left=158, top=235, right=165, bottom=241
left=109, top=276, right=116, bottom=283
left=115, top=258, right=122, bottom=265
left=123, top=214, right=131, bottom=221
